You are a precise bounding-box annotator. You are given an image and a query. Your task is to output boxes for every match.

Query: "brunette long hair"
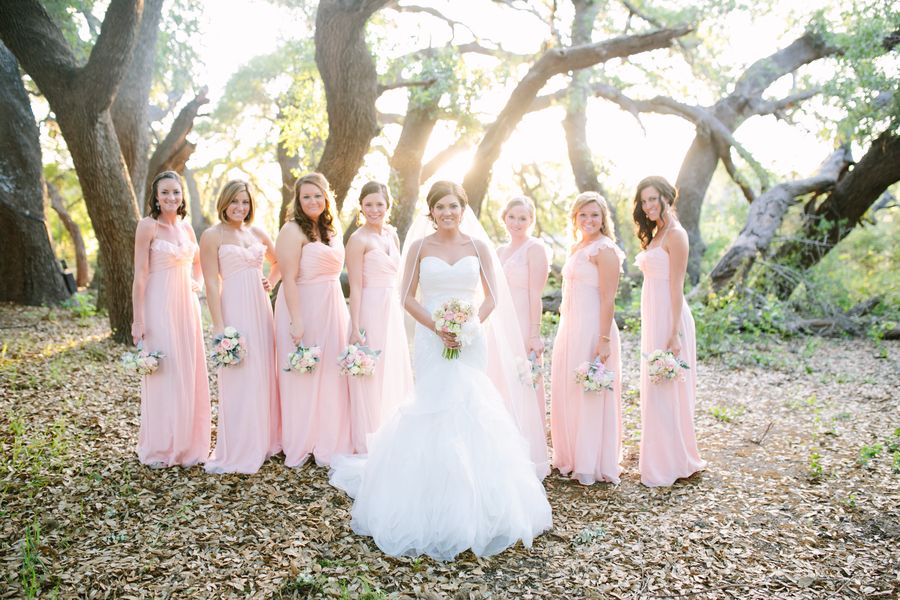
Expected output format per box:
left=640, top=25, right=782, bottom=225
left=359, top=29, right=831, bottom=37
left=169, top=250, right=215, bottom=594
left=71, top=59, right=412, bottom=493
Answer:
left=146, top=171, right=187, bottom=219
left=633, top=175, right=677, bottom=249
left=425, top=181, right=468, bottom=225
left=291, top=172, right=336, bottom=244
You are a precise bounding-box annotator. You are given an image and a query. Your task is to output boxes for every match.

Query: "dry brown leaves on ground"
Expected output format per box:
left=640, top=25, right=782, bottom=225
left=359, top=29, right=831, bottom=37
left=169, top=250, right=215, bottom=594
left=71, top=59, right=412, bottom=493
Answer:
left=1, top=303, right=898, bottom=599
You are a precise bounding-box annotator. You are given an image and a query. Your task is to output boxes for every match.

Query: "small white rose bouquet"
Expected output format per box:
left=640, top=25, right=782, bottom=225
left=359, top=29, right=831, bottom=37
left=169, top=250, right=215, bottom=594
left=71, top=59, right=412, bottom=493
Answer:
left=518, top=351, right=542, bottom=388
left=285, top=343, right=322, bottom=374
left=574, top=357, right=615, bottom=393
left=644, top=349, right=689, bottom=384
left=337, top=332, right=381, bottom=377
left=210, top=326, right=247, bottom=369
left=121, top=342, right=164, bottom=376
left=432, top=298, right=478, bottom=360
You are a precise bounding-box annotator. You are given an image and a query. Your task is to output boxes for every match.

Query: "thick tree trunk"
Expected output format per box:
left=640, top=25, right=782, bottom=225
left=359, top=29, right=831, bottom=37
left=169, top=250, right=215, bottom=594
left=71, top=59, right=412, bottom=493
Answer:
left=707, top=147, right=852, bottom=293
left=110, top=0, right=163, bottom=194
left=276, top=136, right=300, bottom=227
left=144, top=87, right=209, bottom=207
left=674, top=32, right=835, bottom=283
left=462, top=27, right=691, bottom=215
left=390, top=103, right=438, bottom=242
left=767, top=128, right=900, bottom=299
left=0, top=42, right=69, bottom=305
left=314, top=0, right=390, bottom=209
left=183, top=167, right=209, bottom=238
left=0, top=0, right=144, bottom=341
left=47, top=180, right=90, bottom=288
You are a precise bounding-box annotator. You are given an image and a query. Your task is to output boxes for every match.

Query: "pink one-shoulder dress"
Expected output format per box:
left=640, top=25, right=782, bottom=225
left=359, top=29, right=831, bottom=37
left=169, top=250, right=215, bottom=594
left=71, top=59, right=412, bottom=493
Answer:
left=348, top=248, right=413, bottom=454
left=501, top=238, right=550, bottom=431
left=138, top=238, right=210, bottom=467
left=275, top=239, right=352, bottom=467
left=635, top=236, right=706, bottom=487
left=205, top=243, right=280, bottom=474
left=550, top=237, right=624, bottom=485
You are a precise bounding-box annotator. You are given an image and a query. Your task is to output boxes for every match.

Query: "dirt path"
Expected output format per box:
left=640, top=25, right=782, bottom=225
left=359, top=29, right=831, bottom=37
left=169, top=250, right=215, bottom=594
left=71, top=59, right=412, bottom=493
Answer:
left=1, top=304, right=897, bottom=598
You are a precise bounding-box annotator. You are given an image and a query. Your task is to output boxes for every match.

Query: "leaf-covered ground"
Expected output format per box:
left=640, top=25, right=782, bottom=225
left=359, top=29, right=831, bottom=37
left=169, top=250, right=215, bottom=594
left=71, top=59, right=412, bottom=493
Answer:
left=1, top=303, right=898, bottom=599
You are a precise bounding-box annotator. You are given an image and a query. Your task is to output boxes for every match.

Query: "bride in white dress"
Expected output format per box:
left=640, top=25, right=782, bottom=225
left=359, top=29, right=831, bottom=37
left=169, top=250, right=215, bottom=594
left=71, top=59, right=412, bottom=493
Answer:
left=329, top=181, right=552, bottom=561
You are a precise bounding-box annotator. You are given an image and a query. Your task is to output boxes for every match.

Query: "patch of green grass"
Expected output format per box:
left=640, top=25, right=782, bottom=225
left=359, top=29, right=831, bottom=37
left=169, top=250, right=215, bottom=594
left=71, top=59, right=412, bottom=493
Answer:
left=857, top=443, right=883, bottom=468
left=62, top=291, right=97, bottom=319
left=807, top=451, right=824, bottom=482
left=280, top=573, right=326, bottom=597
left=20, top=520, right=43, bottom=599
left=573, top=524, right=606, bottom=545
left=709, top=404, right=746, bottom=423
left=540, top=311, right=559, bottom=338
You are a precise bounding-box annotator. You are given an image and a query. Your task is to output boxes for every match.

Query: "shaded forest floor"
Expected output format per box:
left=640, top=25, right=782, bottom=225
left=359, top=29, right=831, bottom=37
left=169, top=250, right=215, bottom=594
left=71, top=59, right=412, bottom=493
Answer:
left=1, top=302, right=898, bottom=599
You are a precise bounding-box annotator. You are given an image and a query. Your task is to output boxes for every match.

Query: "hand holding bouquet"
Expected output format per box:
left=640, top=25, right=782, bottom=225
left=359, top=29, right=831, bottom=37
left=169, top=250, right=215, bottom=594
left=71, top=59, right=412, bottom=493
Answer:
left=338, top=332, right=381, bottom=377
left=121, top=342, right=164, bottom=376
left=432, top=298, right=478, bottom=360
left=574, top=357, right=614, bottom=393
left=210, top=326, right=247, bottom=368
left=285, top=343, right=322, bottom=373
left=644, top=349, right=689, bottom=384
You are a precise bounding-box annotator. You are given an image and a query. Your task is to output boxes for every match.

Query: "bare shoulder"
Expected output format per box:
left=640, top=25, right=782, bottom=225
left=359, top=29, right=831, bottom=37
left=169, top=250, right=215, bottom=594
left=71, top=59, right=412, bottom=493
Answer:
left=278, top=220, right=306, bottom=242
left=136, top=216, right=156, bottom=233
left=472, top=237, right=492, bottom=255
left=668, top=226, right=689, bottom=247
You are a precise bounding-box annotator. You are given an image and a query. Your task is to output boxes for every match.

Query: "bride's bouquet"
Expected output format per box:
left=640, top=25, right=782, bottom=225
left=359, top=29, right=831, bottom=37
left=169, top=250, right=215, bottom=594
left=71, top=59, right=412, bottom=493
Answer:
left=432, top=298, right=478, bottom=360
left=574, top=357, right=614, bottom=393
left=644, top=349, right=689, bottom=384
left=285, top=343, right=322, bottom=374
left=210, top=327, right=247, bottom=368
left=120, top=342, right=164, bottom=376
left=337, top=333, right=381, bottom=377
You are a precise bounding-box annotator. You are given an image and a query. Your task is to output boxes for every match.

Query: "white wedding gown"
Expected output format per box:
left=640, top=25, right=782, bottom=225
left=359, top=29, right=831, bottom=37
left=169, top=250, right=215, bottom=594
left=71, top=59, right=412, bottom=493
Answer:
left=329, top=255, right=553, bottom=561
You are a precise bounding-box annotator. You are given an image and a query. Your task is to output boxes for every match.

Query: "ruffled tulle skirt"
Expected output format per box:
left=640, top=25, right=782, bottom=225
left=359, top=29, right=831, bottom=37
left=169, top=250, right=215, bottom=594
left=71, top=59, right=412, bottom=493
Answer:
left=329, top=358, right=552, bottom=561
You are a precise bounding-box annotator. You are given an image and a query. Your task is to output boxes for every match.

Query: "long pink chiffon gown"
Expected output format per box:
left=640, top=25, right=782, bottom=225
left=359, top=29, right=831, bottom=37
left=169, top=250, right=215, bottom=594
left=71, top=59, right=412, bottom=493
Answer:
left=275, top=238, right=352, bottom=467
left=349, top=248, right=413, bottom=454
left=138, top=235, right=210, bottom=467
left=550, top=237, right=624, bottom=484
left=635, top=231, right=706, bottom=487
left=501, top=238, right=549, bottom=432
left=205, top=243, right=281, bottom=474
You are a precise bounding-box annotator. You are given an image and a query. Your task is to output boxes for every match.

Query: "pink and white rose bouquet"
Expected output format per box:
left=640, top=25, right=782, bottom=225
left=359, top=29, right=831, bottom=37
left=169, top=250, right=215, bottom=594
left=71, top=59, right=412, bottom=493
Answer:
left=432, top=298, right=478, bottom=360
left=644, top=349, right=689, bottom=384
left=574, top=357, right=615, bottom=393
left=285, top=343, right=322, bottom=374
left=337, top=338, right=381, bottom=377
left=120, top=342, right=164, bottom=376
left=210, top=326, right=246, bottom=368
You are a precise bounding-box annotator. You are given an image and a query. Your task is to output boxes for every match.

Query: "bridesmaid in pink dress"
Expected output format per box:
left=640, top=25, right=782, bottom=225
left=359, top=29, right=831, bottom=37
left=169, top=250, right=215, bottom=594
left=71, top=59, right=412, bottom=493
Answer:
left=275, top=173, right=351, bottom=467
left=633, top=176, right=706, bottom=487
left=345, top=182, right=413, bottom=453
left=497, top=197, right=550, bottom=431
left=131, top=171, right=210, bottom=467
left=199, top=180, right=282, bottom=474
left=550, top=192, right=624, bottom=485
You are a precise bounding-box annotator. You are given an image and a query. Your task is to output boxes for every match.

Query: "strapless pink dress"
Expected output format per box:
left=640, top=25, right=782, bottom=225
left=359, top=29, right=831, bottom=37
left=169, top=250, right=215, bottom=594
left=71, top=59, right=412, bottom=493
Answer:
left=501, top=238, right=549, bottom=432
left=635, top=243, right=706, bottom=486
left=275, top=239, right=352, bottom=467
left=348, top=248, right=413, bottom=453
left=138, top=239, right=210, bottom=467
left=206, top=243, right=280, bottom=474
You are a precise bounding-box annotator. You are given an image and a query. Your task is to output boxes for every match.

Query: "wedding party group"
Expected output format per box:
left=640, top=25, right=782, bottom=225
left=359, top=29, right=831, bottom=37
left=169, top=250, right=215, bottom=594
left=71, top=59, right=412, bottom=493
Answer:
left=128, top=169, right=706, bottom=561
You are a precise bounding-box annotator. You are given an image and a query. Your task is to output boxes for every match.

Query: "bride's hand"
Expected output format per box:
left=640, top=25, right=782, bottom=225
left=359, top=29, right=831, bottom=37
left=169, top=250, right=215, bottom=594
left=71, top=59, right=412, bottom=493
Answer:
left=437, top=330, right=459, bottom=349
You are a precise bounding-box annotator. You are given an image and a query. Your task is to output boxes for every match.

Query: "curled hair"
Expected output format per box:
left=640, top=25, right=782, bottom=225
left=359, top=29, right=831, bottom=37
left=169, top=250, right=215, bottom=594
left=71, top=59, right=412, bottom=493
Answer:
left=146, top=171, right=187, bottom=219
left=570, top=191, right=615, bottom=241
left=291, top=172, right=336, bottom=245
left=425, top=181, right=468, bottom=224
left=500, top=196, right=535, bottom=221
left=215, top=179, right=255, bottom=224
left=633, top=175, right=677, bottom=249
